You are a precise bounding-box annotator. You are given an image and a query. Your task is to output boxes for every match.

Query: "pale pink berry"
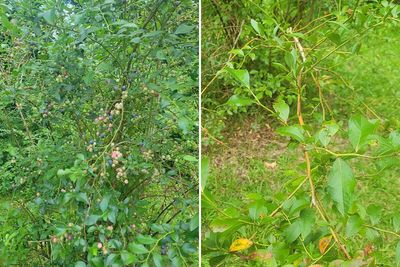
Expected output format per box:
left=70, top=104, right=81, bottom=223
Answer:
left=97, top=242, right=103, bottom=249
left=111, top=150, right=122, bottom=159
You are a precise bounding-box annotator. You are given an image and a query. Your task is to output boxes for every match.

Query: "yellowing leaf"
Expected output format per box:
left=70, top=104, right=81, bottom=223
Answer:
left=319, top=235, right=332, bottom=254
left=229, top=238, right=253, bottom=252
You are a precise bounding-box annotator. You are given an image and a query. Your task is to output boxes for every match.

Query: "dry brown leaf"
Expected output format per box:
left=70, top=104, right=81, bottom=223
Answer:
left=229, top=238, right=253, bottom=252
left=264, top=161, right=277, bottom=169
left=363, top=244, right=374, bottom=256
left=248, top=250, right=272, bottom=261
left=319, top=235, right=332, bottom=254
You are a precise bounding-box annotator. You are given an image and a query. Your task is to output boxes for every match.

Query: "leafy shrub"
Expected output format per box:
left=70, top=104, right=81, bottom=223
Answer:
left=202, top=0, right=400, bottom=266
left=0, top=0, right=198, bottom=266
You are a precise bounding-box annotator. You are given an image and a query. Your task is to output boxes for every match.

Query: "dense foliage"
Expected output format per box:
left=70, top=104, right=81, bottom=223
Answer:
left=202, top=0, right=400, bottom=266
left=0, top=0, right=198, bottom=266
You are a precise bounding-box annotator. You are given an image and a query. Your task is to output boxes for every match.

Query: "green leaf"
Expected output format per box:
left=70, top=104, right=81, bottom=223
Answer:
left=201, top=156, right=209, bottom=191
left=396, top=241, right=400, bottom=266
left=156, top=50, right=167, bottom=60
left=284, top=49, right=297, bottom=74
left=284, top=220, right=302, bottom=243
left=182, top=243, right=197, bottom=254
left=120, top=250, right=136, bottom=265
left=41, top=9, right=56, bottom=25
left=348, top=115, right=378, bottom=152
left=136, top=234, right=156, bottom=245
left=225, top=68, right=250, bottom=88
left=226, top=95, right=253, bottom=107
left=178, top=117, right=191, bottom=134
left=190, top=213, right=199, bottom=231
left=327, top=158, right=356, bottom=215
left=74, top=261, right=86, bottom=267
left=276, top=125, right=305, bottom=142
left=128, top=242, right=149, bottom=254
left=250, top=19, right=261, bottom=35
left=152, top=252, right=163, bottom=267
left=90, top=257, right=103, bottom=267
left=367, top=204, right=382, bottom=225
left=393, top=214, right=400, bottom=232
left=182, top=155, right=197, bottom=162
left=346, top=214, right=363, bottom=237
left=108, top=211, right=116, bottom=224
left=317, top=121, right=339, bottom=147
left=99, top=196, right=110, bottom=212
left=209, top=218, right=245, bottom=238
left=327, top=32, right=341, bottom=45
left=76, top=193, right=89, bottom=204
left=248, top=200, right=268, bottom=221
left=300, top=208, right=315, bottom=238
left=106, top=254, right=118, bottom=265
left=209, top=254, right=227, bottom=266
left=57, top=169, right=71, bottom=176
left=85, top=215, right=100, bottom=226
left=0, top=9, right=19, bottom=34
left=273, top=99, right=290, bottom=122
left=175, top=23, right=195, bottom=34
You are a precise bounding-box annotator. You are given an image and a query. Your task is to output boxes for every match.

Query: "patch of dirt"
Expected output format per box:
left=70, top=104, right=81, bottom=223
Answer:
left=204, top=117, right=289, bottom=169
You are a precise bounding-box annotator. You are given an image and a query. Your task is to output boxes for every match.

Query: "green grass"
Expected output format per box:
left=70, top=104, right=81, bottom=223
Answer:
left=202, top=24, right=400, bottom=266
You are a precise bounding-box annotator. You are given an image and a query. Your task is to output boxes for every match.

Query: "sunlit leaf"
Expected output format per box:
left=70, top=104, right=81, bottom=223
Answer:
left=348, top=115, right=378, bottom=152
left=128, top=242, right=149, bottom=254
left=40, top=9, right=56, bottom=25
left=226, top=95, right=253, bottom=107
left=250, top=19, right=261, bottom=35
left=396, top=241, right=400, bottom=265
left=225, top=68, right=250, bottom=88
left=276, top=125, right=305, bottom=142
left=346, top=214, right=363, bottom=237
left=201, top=156, right=209, bottom=191
left=175, top=23, right=195, bottom=34
left=327, top=158, right=355, bottom=215
left=120, top=250, right=136, bottom=265
left=273, top=99, right=290, bottom=122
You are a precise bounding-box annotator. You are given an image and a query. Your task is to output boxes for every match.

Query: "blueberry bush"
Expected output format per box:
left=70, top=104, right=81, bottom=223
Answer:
left=202, top=0, right=400, bottom=266
left=0, top=0, right=198, bottom=266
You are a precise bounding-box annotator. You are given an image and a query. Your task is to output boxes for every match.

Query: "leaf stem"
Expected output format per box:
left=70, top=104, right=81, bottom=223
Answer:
left=365, top=225, right=400, bottom=238
left=294, top=37, right=351, bottom=260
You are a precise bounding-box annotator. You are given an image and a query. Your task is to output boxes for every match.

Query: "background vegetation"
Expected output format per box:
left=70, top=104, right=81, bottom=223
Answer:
left=201, top=0, right=400, bottom=266
left=0, top=0, right=198, bottom=266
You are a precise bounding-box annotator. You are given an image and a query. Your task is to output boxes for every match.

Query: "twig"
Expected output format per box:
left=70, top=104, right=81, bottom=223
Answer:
left=293, top=37, right=351, bottom=260
left=16, top=103, right=34, bottom=144
left=365, top=225, right=400, bottom=238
